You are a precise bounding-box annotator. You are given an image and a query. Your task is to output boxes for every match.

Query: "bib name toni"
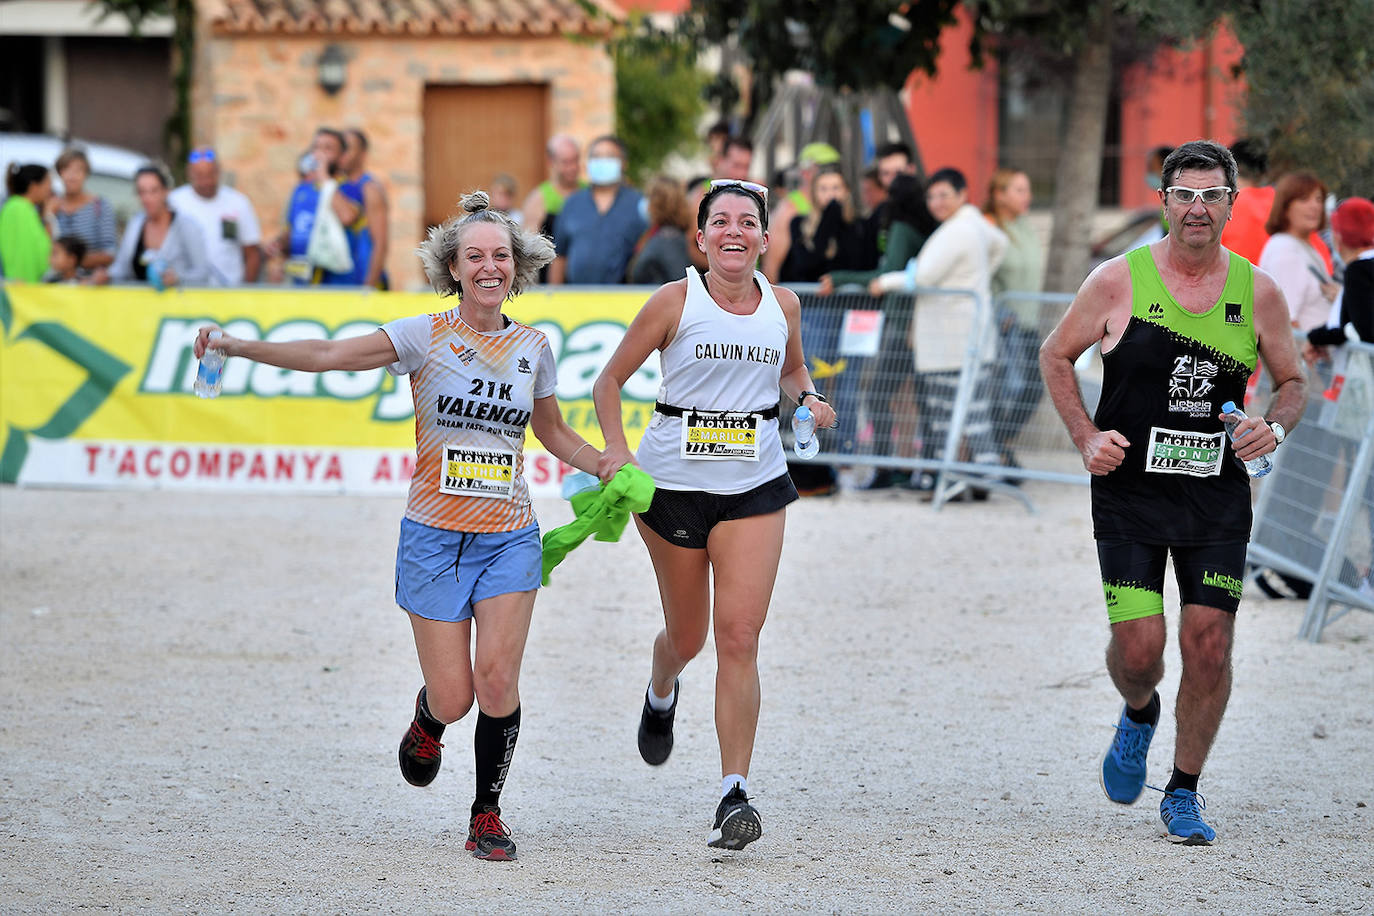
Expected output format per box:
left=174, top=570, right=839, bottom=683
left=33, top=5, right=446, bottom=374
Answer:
left=695, top=342, right=782, bottom=366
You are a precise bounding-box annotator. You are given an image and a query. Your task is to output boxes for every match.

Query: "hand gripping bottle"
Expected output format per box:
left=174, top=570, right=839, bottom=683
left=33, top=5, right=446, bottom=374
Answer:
left=792, top=405, right=819, bottom=459
left=1219, top=400, right=1272, bottom=478
left=195, top=330, right=227, bottom=399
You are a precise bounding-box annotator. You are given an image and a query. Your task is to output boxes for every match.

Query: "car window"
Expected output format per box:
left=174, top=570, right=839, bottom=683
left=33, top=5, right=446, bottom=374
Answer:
left=85, top=172, right=138, bottom=233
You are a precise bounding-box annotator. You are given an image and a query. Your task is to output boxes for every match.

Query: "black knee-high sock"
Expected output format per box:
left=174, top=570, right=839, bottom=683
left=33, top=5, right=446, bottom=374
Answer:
left=473, top=706, right=521, bottom=815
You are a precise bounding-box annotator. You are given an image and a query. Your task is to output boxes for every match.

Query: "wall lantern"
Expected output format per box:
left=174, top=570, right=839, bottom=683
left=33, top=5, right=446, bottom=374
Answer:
left=318, top=45, right=347, bottom=95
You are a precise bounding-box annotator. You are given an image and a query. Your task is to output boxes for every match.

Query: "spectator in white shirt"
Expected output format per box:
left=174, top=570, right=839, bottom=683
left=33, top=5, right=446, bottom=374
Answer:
left=168, top=148, right=262, bottom=286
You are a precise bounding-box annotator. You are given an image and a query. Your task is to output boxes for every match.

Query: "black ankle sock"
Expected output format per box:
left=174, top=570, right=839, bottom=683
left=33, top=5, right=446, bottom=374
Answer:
left=472, top=706, right=521, bottom=816
left=416, top=688, right=446, bottom=738
left=1166, top=767, right=1199, bottom=794
left=1125, top=691, right=1160, bottom=727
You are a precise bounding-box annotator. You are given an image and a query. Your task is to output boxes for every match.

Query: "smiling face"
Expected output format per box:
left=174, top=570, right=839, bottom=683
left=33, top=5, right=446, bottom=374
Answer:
left=1161, top=166, right=1232, bottom=249
left=451, top=221, right=515, bottom=309
left=697, top=191, right=767, bottom=272
left=925, top=180, right=965, bottom=223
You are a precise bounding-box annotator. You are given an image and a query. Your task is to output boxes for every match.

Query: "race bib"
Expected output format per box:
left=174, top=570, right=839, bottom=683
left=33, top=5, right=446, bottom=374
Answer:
left=439, top=444, right=516, bottom=498
left=1144, top=427, right=1225, bottom=477
left=679, top=410, right=762, bottom=461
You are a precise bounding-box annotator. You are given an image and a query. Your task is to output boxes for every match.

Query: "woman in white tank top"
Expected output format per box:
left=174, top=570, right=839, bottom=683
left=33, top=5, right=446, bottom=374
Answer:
left=592, top=181, right=836, bottom=851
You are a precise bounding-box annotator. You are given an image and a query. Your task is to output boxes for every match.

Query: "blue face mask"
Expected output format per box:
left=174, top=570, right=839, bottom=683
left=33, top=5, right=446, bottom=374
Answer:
left=1146, top=174, right=1163, bottom=191
left=587, top=156, right=622, bottom=186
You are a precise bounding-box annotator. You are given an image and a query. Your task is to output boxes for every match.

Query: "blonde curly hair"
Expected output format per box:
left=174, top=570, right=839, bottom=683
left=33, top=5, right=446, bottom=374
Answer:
left=416, top=190, right=555, bottom=298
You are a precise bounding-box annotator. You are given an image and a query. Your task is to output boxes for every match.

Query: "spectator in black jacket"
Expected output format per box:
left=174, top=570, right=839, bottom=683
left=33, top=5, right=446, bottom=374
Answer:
left=1306, top=196, right=1373, bottom=355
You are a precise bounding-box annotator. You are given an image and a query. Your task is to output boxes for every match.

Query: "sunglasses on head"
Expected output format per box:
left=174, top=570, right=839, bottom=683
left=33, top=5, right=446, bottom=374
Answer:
left=187, top=149, right=217, bottom=164
left=707, top=178, right=768, bottom=212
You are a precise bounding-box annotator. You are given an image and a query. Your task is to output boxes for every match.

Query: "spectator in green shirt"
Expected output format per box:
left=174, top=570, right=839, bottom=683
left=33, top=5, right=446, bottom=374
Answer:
left=1, top=164, right=54, bottom=282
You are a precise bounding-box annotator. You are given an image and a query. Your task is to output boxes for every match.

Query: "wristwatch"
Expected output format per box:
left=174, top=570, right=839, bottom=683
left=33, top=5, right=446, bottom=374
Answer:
left=798, top=390, right=829, bottom=404
left=1266, top=419, right=1286, bottom=445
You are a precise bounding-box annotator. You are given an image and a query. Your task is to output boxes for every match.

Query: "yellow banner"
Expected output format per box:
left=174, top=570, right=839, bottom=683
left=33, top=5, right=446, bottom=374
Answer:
left=0, top=284, right=657, bottom=490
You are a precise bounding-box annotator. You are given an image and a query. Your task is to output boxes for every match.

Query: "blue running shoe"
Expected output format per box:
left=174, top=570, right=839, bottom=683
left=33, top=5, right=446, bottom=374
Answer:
left=1159, top=788, right=1216, bottom=845
left=1100, top=705, right=1155, bottom=804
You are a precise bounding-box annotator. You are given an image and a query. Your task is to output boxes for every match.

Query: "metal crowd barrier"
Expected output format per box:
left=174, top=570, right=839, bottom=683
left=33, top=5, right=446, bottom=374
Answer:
left=788, top=284, right=1093, bottom=511
left=1247, top=338, right=1374, bottom=642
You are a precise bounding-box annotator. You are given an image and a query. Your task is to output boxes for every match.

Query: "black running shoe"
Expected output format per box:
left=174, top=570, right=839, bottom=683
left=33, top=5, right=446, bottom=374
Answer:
left=708, top=784, right=762, bottom=850
left=637, top=679, right=678, bottom=766
left=467, top=806, right=517, bottom=861
left=398, top=688, right=444, bottom=787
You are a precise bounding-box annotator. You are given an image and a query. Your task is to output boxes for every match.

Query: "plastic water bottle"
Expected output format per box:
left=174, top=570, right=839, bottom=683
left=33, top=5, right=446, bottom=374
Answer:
left=792, top=405, right=819, bottom=459
left=195, top=330, right=226, bottom=399
left=560, top=469, right=600, bottom=500
left=1220, top=400, right=1271, bottom=478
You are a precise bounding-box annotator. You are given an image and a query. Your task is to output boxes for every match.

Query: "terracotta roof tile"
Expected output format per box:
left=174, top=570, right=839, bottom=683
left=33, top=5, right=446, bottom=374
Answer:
left=207, top=0, right=622, bottom=36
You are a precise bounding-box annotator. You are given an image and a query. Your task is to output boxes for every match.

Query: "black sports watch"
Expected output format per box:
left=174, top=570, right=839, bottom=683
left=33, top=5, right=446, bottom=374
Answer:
left=798, top=390, right=828, bottom=405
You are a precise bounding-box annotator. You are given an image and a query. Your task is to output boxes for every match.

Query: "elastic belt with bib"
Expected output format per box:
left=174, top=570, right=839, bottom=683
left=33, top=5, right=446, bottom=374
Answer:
left=654, top=401, right=779, bottom=421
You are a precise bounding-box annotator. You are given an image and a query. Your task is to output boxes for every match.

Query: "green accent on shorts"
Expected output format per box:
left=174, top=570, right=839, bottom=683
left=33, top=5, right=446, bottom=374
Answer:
left=1104, top=579, right=1164, bottom=624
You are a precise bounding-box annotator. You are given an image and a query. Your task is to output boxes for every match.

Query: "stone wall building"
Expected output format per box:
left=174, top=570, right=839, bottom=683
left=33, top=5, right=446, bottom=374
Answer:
left=197, top=0, right=620, bottom=289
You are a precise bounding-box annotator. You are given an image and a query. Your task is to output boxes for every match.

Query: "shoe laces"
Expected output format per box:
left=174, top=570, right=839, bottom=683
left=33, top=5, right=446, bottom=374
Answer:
left=1110, top=721, right=1150, bottom=763
left=1149, top=784, right=1207, bottom=816
left=405, top=721, right=444, bottom=760
left=471, top=810, right=510, bottom=840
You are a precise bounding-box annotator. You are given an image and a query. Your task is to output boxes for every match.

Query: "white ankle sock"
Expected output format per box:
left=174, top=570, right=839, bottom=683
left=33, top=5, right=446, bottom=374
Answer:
left=721, top=774, right=748, bottom=798
left=646, top=681, right=676, bottom=711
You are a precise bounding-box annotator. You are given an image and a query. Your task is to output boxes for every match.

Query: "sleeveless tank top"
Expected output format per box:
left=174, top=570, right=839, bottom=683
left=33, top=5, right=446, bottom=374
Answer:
left=636, top=268, right=790, bottom=493
left=1091, top=246, right=1258, bottom=544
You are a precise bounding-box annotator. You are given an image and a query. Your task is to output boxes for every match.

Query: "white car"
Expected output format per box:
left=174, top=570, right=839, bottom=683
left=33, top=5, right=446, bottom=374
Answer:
left=0, top=133, right=150, bottom=229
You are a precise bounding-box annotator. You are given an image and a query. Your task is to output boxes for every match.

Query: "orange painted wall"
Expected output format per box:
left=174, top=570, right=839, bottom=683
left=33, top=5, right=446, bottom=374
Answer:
left=900, top=12, right=1246, bottom=211
left=1118, top=25, right=1248, bottom=209
left=903, top=8, right=1000, bottom=206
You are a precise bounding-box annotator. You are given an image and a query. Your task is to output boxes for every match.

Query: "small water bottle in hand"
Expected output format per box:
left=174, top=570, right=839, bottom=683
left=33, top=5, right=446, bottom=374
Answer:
left=792, top=405, right=819, bottom=459
left=1220, top=400, right=1271, bottom=478
left=195, top=330, right=227, bottom=399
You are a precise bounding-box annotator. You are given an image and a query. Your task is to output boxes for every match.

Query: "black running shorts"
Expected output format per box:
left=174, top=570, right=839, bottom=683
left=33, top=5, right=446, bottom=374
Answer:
left=638, top=473, right=798, bottom=549
left=1096, top=539, right=1248, bottom=624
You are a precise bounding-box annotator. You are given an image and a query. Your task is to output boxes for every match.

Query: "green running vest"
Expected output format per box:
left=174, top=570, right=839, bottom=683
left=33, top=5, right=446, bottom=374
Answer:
left=1091, top=246, right=1258, bottom=544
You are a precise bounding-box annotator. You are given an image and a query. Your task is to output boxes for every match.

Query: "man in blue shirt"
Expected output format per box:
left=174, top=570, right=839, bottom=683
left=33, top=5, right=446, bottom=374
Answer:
left=549, top=135, right=646, bottom=285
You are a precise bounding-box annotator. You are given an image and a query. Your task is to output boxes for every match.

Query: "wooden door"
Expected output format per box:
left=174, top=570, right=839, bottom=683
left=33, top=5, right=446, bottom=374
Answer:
left=422, top=84, right=549, bottom=229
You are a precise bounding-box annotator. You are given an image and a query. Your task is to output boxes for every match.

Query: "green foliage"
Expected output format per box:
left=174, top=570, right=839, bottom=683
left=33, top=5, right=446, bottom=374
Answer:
left=1230, top=0, right=1374, bottom=195
left=613, top=19, right=707, bottom=183
left=685, top=0, right=959, bottom=105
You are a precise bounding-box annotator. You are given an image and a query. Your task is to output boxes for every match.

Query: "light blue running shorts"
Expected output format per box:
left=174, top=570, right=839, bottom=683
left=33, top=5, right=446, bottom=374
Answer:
left=394, top=518, right=541, bottom=622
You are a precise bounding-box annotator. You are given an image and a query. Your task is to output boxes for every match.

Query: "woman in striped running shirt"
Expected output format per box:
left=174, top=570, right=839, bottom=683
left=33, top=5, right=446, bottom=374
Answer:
left=194, top=191, right=600, bottom=861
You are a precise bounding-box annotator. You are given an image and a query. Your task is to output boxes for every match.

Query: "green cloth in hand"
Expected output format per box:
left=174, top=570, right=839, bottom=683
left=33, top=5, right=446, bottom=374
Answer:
left=540, top=464, right=656, bottom=584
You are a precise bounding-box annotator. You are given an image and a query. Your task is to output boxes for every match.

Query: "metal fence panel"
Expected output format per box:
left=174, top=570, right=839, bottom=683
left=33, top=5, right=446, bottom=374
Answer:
left=1247, top=338, right=1374, bottom=641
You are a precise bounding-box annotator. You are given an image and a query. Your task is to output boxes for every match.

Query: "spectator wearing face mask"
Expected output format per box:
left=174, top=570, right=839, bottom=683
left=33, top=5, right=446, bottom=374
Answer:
left=548, top=135, right=646, bottom=285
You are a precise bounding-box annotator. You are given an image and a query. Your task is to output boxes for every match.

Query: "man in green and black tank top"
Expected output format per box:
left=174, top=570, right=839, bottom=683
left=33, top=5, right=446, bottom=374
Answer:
left=1041, top=140, right=1306, bottom=846
left=521, top=135, right=585, bottom=281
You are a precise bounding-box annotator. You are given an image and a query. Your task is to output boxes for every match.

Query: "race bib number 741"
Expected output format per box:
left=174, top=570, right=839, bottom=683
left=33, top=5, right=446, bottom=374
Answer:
left=1145, top=427, right=1225, bottom=477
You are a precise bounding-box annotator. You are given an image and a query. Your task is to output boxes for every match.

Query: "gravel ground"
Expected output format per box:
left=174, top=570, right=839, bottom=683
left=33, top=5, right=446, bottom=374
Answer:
left=1, top=482, right=1370, bottom=914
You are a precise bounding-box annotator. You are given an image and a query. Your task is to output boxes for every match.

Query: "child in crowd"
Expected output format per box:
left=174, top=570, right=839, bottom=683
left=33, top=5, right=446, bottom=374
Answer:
left=45, top=236, right=89, bottom=283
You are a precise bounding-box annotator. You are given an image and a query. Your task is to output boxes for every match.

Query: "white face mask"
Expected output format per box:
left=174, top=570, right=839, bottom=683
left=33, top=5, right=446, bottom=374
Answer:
left=587, top=156, right=622, bottom=186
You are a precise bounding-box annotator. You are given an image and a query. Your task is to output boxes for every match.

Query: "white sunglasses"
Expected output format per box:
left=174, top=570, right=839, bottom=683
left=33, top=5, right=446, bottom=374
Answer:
left=1164, top=186, right=1233, bottom=205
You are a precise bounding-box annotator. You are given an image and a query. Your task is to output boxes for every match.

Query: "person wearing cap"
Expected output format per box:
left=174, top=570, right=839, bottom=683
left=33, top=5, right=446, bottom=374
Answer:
left=1306, top=197, right=1374, bottom=351
left=761, top=141, right=840, bottom=281
left=169, top=147, right=263, bottom=286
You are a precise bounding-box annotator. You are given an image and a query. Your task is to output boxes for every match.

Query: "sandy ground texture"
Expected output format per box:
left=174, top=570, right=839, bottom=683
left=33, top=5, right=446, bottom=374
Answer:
left=1, top=481, right=1371, bottom=914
